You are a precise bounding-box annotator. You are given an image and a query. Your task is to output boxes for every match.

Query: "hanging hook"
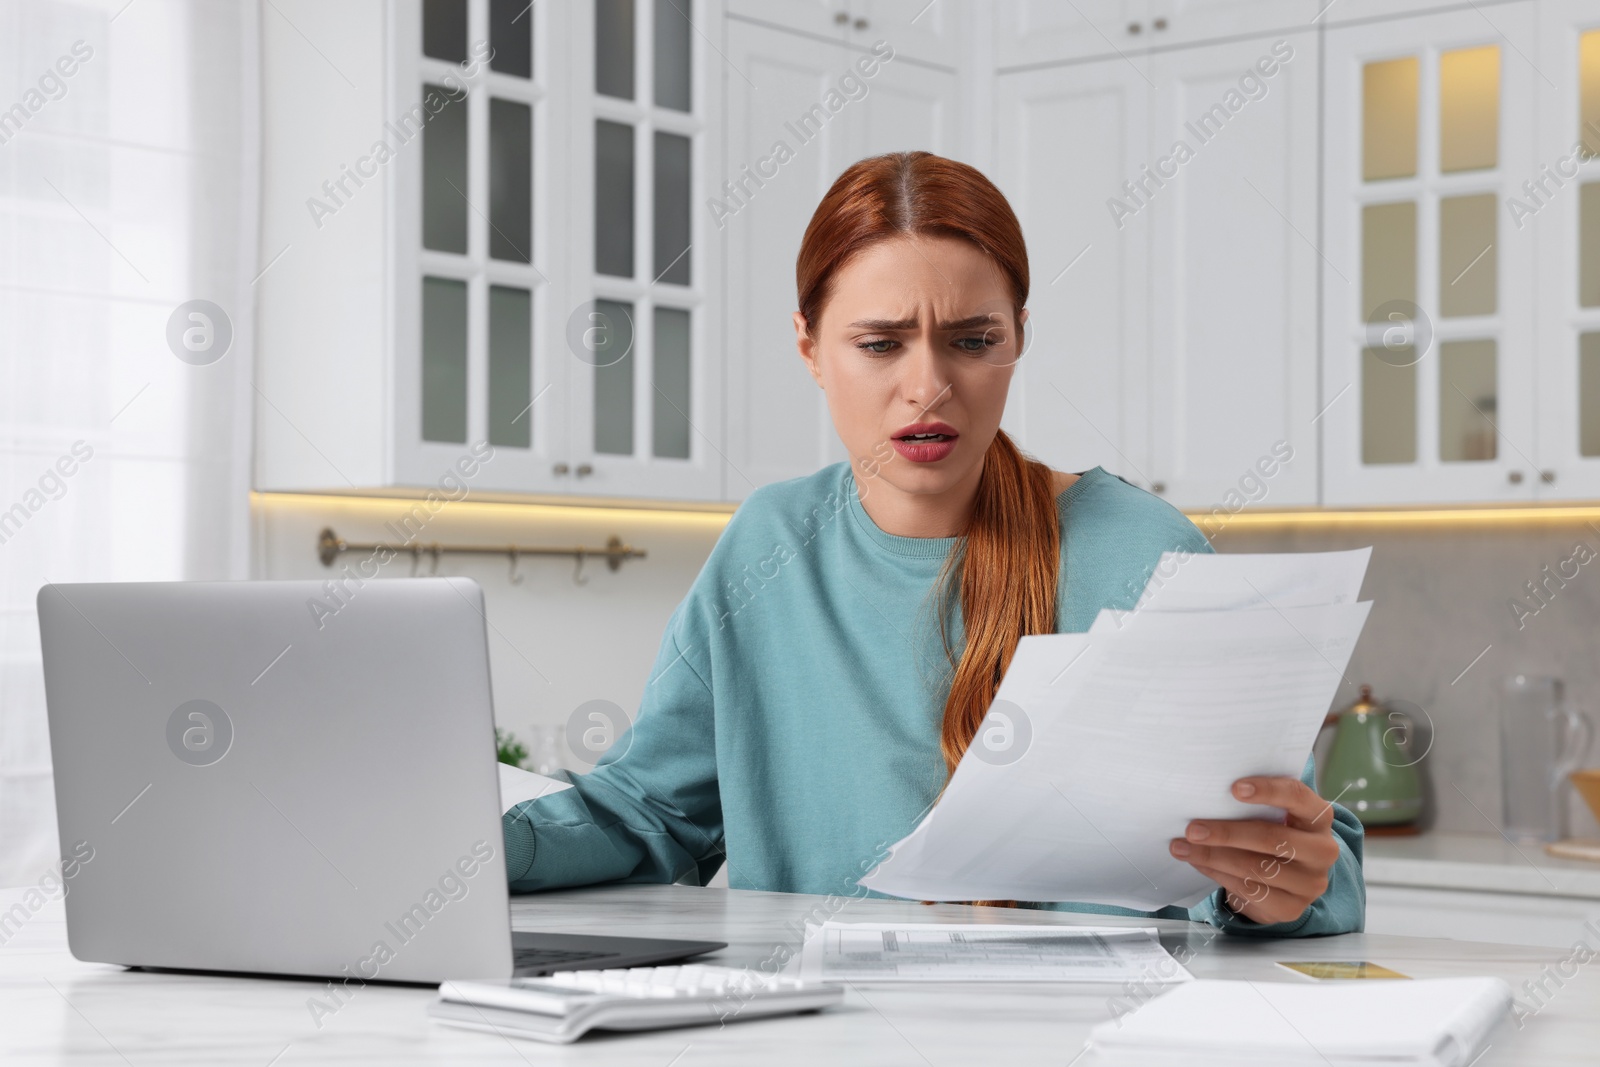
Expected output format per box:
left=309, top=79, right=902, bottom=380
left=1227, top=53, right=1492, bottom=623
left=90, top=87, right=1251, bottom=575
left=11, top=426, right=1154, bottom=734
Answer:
left=508, top=545, right=524, bottom=586
left=572, top=549, right=590, bottom=586
left=409, top=543, right=421, bottom=577
left=428, top=543, right=441, bottom=576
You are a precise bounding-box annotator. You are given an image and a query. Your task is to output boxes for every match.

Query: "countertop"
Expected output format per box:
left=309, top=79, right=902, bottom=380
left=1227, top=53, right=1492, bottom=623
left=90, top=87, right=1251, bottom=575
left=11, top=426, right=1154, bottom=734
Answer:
left=1363, top=832, right=1600, bottom=899
left=4, top=882, right=1598, bottom=1065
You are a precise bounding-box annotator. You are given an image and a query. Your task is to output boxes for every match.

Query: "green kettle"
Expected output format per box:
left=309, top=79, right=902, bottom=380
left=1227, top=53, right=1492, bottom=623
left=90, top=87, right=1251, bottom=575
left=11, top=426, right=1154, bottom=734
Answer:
left=1317, top=685, right=1424, bottom=829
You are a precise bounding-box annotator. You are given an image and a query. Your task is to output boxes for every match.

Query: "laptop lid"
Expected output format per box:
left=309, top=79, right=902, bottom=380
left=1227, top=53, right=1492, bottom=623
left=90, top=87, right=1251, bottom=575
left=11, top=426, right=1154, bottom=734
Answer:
left=38, top=577, right=515, bottom=984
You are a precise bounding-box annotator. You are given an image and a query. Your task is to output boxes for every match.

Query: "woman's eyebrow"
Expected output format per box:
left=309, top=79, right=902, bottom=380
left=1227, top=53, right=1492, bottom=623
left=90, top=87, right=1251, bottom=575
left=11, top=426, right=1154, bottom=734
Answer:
left=847, top=314, right=1002, bottom=331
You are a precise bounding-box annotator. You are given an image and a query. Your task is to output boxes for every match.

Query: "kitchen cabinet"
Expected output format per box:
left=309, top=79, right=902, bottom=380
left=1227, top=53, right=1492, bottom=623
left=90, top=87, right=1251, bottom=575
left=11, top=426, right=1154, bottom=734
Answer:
left=720, top=18, right=962, bottom=500
left=994, top=26, right=1319, bottom=509
left=256, top=0, right=724, bottom=501
left=992, top=1, right=1319, bottom=70
left=1532, top=0, right=1600, bottom=500
left=1366, top=884, right=1600, bottom=950
left=726, top=0, right=960, bottom=68
left=1319, top=3, right=1538, bottom=506
left=1317, top=0, right=1526, bottom=27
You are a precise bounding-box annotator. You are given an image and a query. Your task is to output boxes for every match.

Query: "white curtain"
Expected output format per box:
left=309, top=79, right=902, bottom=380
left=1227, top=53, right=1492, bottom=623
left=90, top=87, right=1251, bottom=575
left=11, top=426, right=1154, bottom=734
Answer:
left=0, top=0, right=258, bottom=887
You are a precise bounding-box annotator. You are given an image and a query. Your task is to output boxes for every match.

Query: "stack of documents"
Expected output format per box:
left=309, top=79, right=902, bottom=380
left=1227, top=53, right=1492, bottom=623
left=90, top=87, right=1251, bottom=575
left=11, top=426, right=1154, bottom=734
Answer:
left=860, top=549, right=1372, bottom=910
left=797, top=922, right=1191, bottom=984
left=1085, top=977, right=1512, bottom=1066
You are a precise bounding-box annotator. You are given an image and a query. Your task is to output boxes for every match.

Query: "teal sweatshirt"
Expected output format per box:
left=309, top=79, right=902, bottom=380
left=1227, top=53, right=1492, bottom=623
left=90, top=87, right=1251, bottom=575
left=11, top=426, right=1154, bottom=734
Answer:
left=504, top=463, right=1365, bottom=937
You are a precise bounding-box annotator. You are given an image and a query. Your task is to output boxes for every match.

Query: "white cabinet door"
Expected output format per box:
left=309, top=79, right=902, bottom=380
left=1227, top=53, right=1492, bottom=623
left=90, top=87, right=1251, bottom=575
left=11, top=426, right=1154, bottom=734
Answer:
left=1142, top=0, right=1322, bottom=48
left=1366, top=884, right=1600, bottom=949
left=1321, top=4, right=1538, bottom=505
left=994, top=59, right=1152, bottom=490
left=1319, top=0, right=1525, bottom=27
left=722, top=21, right=863, bottom=498
left=721, top=20, right=959, bottom=499
left=992, top=0, right=1148, bottom=70
left=1145, top=32, right=1320, bottom=509
left=1532, top=0, right=1600, bottom=500
left=727, top=0, right=960, bottom=67
left=852, top=0, right=962, bottom=67
left=725, top=0, right=850, bottom=40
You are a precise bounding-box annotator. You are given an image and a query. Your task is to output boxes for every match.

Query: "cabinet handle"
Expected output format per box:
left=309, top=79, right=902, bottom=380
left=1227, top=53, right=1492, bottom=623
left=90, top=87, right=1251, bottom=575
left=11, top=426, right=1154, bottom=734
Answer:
left=1150, top=481, right=1166, bottom=495
left=1541, top=469, right=1557, bottom=484
left=553, top=462, right=570, bottom=475
left=853, top=16, right=868, bottom=29
left=834, top=10, right=848, bottom=23
left=1127, top=21, right=1143, bottom=34
left=576, top=463, right=594, bottom=477
left=1152, top=17, right=1168, bottom=30
left=1508, top=470, right=1524, bottom=484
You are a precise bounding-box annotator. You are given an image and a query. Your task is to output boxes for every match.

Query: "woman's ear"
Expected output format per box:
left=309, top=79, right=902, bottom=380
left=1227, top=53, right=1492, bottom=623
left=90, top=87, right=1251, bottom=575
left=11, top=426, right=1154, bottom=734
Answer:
left=794, top=310, right=823, bottom=388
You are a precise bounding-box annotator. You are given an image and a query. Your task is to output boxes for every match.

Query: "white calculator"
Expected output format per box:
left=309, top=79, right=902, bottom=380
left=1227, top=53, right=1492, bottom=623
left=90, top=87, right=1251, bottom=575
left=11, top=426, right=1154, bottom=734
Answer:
left=429, top=964, right=844, bottom=1043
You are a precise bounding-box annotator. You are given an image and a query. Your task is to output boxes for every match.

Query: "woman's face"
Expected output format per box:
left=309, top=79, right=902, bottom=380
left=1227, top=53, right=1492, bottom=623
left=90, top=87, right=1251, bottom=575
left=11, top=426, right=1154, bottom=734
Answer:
left=794, top=234, right=1025, bottom=503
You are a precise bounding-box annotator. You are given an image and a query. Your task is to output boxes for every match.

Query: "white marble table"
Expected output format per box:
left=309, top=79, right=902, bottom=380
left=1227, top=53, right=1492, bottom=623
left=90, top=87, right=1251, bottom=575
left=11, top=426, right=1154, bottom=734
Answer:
left=3, top=883, right=1597, bottom=1065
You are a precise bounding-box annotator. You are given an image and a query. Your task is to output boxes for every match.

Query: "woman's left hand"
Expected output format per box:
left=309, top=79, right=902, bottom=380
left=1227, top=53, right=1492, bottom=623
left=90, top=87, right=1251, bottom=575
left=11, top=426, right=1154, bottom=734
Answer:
left=1168, top=776, right=1341, bottom=926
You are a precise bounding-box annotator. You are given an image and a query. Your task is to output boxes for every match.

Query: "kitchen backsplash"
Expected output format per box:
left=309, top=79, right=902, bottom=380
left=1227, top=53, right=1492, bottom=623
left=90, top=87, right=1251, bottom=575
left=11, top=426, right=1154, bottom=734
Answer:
left=254, top=494, right=1600, bottom=842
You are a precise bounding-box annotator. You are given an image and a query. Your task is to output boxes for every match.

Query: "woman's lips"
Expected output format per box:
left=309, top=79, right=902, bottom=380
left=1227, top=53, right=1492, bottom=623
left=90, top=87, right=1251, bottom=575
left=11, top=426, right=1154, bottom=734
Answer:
left=890, top=434, right=958, bottom=462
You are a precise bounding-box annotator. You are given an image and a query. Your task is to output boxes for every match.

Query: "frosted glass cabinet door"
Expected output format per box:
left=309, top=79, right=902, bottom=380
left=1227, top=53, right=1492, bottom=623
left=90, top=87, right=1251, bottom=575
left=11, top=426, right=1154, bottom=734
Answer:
left=1321, top=4, right=1538, bottom=505
left=563, top=0, right=720, bottom=501
left=1533, top=1, right=1600, bottom=500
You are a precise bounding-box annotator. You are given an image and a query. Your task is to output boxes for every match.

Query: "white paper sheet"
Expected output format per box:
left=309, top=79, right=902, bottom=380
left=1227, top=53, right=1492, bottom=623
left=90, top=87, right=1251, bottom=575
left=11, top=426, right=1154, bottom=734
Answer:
left=1092, top=547, right=1372, bottom=630
left=497, top=762, right=572, bottom=811
left=859, top=550, right=1372, bottom=911
left=797, top=922, right=1192, bottom=984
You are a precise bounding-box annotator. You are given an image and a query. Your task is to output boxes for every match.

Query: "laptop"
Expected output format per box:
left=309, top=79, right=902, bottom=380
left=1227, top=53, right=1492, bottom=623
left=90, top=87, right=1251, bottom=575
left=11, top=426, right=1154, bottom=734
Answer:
left=37, top=577, right=724, bottom=984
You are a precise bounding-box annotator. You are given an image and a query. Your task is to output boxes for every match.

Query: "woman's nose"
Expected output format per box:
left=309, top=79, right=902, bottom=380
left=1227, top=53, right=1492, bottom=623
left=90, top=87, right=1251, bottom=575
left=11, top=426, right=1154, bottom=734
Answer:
left=901, top=339, right=950, bottom=410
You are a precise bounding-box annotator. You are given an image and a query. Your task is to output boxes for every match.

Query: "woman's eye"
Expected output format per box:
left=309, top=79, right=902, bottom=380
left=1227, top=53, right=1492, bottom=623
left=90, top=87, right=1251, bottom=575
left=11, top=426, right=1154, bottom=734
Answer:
left=857, top=339, right=896, bottom=355
left=956, top=336, right=997, bottom=353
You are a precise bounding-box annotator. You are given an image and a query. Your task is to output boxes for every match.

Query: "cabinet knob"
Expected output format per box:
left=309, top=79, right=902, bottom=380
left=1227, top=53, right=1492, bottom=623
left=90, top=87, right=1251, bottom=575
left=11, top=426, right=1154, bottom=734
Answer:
left=1151, top=481, right=1167, bottom=495
left=1541, top=469, right=1557, bottom=484
left=834, top=10, right=848, bottom=23
left=853, top=16, right=868, bottom=30
left=1127, top=21, right=1143, bottom=34
left=1508, top=470, right=1524, bottom=484
left=553, top=462, right=570, bottom=475
left=1153, top=17, right=1168, bottom=30
left=576, top=463, right=594, bottom=477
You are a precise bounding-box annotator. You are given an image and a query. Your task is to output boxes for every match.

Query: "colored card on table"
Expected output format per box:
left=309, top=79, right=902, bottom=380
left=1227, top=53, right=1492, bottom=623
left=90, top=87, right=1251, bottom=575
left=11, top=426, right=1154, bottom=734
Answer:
left=1276, top=960, right=1411, bottom=980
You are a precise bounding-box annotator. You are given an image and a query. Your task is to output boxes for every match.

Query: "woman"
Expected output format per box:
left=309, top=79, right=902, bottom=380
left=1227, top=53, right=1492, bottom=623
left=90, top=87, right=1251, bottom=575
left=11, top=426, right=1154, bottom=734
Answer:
left=506, top=151, right=1363, bottom=936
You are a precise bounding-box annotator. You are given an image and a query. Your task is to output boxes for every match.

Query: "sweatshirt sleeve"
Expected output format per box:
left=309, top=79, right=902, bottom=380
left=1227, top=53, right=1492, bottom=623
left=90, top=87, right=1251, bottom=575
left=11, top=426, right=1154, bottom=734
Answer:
left=502, top=604, right=724, bottom=893
left=1185, top=752, right=1367, bottom=937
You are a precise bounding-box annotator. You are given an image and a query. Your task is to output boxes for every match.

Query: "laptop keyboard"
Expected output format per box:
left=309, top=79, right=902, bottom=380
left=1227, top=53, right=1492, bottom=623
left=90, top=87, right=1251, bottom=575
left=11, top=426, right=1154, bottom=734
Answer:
left=513, top=947, right=622, bottom=970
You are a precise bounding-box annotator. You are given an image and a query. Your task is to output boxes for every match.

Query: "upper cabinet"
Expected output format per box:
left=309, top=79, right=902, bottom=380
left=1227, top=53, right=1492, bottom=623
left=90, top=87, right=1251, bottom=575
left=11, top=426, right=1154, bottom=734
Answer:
left=992, top=1, right=1322, bottom=69
left=256, top=0, right=722, bottom=501
left=994, top=26, right=1320, bottom=509
left=726, top=0, right=960, bottom=67
left=256, top=0, right=1600, bottom=509
left=1320, top=3, right=1537, bottom=505
left=1534, top=0, right=1600, bottom=500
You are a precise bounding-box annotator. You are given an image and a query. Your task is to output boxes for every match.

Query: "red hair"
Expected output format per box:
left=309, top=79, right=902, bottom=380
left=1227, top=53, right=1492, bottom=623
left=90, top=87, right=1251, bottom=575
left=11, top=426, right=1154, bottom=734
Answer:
left=797, top=152, right=1060, bottom=909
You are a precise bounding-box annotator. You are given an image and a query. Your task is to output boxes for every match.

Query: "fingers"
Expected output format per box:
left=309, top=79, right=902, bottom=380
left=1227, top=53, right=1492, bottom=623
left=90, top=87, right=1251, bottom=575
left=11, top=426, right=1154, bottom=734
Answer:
left=1177, top=820, right=1339, bottom=871
left=1170, top=840, right=1329, bottom=902
left=1230, top=776, right=1337, bottom=833
left=1189, top=862, right=1312, bottom=926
